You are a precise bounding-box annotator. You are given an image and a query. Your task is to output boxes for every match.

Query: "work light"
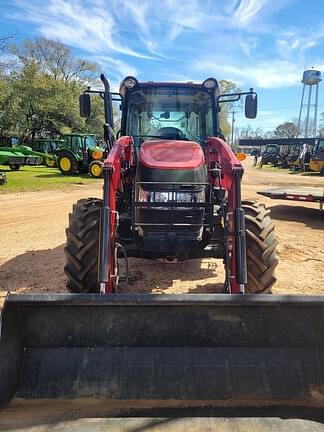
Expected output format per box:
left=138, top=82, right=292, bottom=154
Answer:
left=202, top=78, right=218, bottom=89
left=124, top=76, right=139, bottom=89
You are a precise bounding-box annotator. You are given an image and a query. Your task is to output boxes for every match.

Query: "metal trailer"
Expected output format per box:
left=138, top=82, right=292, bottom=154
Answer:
left=258, top=186, right=324, bottom=211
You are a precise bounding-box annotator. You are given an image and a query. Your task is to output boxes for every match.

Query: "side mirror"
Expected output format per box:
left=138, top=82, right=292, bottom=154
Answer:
left=79, top=93, right=91, bottom=118
left=245, top=93, right=257, bottom=119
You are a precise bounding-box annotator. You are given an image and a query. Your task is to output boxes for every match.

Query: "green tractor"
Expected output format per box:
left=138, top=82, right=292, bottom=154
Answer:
left=56, top=133, right=105, bottom=177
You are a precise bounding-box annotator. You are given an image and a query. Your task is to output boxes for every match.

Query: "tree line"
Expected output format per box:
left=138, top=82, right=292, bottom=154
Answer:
left=236, top=118, right=324, bottom=142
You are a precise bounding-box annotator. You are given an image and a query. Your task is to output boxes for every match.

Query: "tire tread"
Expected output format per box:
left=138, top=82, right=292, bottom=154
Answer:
left=243, top=201, right=278, bottom=294
left=64, top=198, right=102, bottom=293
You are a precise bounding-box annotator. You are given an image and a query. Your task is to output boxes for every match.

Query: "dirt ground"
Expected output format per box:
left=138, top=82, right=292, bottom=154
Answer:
left=0, top=156, right=323, bottom=295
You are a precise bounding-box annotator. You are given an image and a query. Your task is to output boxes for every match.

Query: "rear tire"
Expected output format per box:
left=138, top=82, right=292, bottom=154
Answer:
left=9, top=164, right=20, bottom=171
left=65, top=198, right=102, bottom=293
left=57, top=151, right=78, bottom=175
left=243, top=201, right=278, bottom=294
left=45, top=157, right=56, bottom=168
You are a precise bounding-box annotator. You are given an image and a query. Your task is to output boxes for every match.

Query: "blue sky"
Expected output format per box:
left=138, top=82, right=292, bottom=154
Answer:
left=1, top=0, right=324, bottom=133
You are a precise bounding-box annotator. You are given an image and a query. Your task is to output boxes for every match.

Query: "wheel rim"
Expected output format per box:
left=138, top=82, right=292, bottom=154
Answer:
left=91, top=163, right=102, bottom=177
left=60, top=157, right=71, bottom=171
left=46, top=158, right=56, bottom=167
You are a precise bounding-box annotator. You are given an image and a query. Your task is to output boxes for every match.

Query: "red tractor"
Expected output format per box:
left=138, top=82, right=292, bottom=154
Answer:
left=2, top=77, right=324, bottom=422
left=65, top=75, right=278, bottom=295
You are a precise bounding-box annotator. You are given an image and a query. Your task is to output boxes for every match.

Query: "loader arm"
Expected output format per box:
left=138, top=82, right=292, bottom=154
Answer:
left=99, top=135, right=135, bottom=293
left=207, top=137, right=247, bottom=293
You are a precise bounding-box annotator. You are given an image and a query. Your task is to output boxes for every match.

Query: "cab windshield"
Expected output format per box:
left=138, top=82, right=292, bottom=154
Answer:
left=316, top=139, right=324, bottom=153
left=84, top=135, right=95, bottom=149
left=265, top=145, right=278, bottom=153
left=126, top=86, right=215, bottom=151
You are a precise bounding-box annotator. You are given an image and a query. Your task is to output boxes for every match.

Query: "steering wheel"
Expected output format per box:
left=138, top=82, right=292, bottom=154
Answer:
left=155, top=127, right=187, bottom=140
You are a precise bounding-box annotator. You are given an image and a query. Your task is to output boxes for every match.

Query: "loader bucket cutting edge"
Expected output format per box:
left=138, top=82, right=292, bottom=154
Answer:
left=1, top=293, right=324, bottom=412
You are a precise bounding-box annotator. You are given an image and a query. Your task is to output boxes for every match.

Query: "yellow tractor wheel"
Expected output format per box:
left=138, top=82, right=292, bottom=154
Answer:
left=89, top=161, right=103, bottom=178
left=45, top=157, right=56, bottom=168
left=57, top=152, right=78, bottom=175
left=60, top=157, right=71, bottom=172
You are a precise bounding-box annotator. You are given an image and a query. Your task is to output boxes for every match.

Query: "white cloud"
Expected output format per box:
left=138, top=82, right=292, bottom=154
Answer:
left=232, top=0, right=270, bottom=27
left=276, top=26, right=324, bottom=61
left=8, top=0, right=157, bottom=80
left=238, top=37, right=258, bottom=56
left=6, top=0, right=323, bottom=93
left=8, top=0, right=216, bottom=70
left=93, top=56, right=138, bottom=80
left=195, top=59, right=301, bottom=88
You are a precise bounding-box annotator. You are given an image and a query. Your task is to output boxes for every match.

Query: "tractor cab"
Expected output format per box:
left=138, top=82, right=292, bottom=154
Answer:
left=64, top=133, right=96, bottom=159
left=259, top=143, right=281, bottom=166
left=121, top=79, right=218, bottom=156
left=264, top=144, right=279, bottom=154
left=310, top=138, right=324, bottom=174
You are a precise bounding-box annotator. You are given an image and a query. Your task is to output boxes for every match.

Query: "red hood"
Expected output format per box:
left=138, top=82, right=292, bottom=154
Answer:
left=139, top=140, right=205, bottom=170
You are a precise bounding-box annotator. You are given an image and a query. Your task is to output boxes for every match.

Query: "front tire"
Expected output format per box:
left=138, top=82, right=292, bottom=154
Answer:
left=243, top=201, right=278, bottom=294
left=89, top=160, right=103, bottom=178
left=65, top=198, right=102, bottom=293
left=9, top=164, right=20, bottom=171
left=57, top=151, right=78, bottom=175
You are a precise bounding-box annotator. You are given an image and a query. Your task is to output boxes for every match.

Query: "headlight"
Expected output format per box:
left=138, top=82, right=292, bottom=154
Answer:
left=92, top=150, right=103, bottom=160
left=124, top=76, right=138, bottom=89
left=138, top=186, right=205, bottom=203
left=202, top=78, right=218, bottom=89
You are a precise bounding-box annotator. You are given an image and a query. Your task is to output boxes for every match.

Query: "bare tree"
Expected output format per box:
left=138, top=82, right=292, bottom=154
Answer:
left=238, top=125, right=264, bottom=139
left=273, top=121, right=299, bottom=138
left=0, top=34, right=16, bottom=72
left=11, top=37, right=98, bottom=82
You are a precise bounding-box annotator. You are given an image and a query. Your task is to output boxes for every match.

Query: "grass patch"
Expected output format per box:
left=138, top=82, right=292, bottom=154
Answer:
left=0, top=165, right=101, bottom=193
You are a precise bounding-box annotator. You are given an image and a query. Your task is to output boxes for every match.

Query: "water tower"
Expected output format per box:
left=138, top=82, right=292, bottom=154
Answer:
left=297, top=69, right=321, bottom=137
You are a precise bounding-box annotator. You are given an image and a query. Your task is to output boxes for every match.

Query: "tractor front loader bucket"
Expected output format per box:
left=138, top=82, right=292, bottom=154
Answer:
left=1, top=293, right=324, bottom=428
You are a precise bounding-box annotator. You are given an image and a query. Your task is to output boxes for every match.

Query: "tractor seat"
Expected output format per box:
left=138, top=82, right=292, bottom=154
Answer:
left=155, top=127, right=188, bottom=141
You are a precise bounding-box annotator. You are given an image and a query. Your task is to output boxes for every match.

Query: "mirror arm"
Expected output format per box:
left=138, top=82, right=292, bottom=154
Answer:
left=217, top=89, right=255, bottom=104
left=85, top=89, right=122, bottom=103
